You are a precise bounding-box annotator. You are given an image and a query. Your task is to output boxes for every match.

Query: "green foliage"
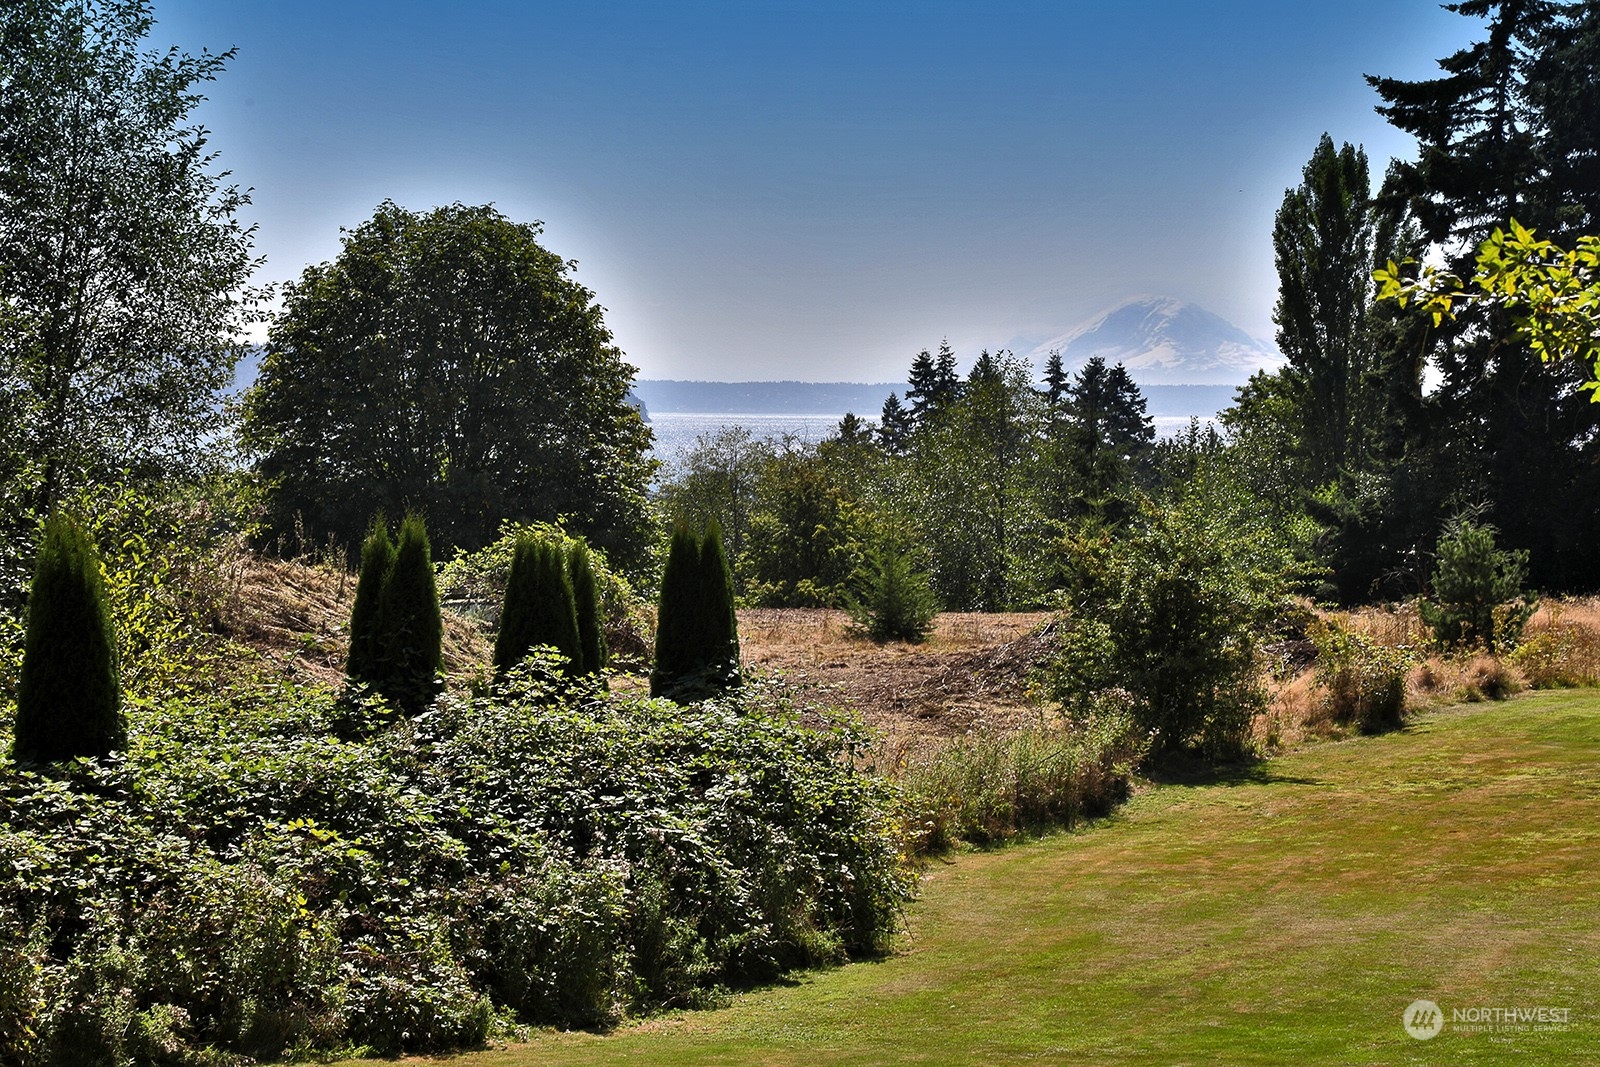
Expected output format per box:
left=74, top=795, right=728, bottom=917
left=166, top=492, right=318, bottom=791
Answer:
left=493, top=538, right=581, bottom=677
left=1419, top=517, right=1535, bottom=654
left=346, top=516, right=395, bottom=683
left=567, top=540, right=607, bottom=677
left=0, top=659, right=912, bottom=1061
left=13, top=513, right=122, bottom=765
left=655, top=426, right=774, bottom=582
left=243, top=200, right=655, bottom=567
left=0, top=0, right=259, bottom=516
left=741, top=446, right=865, bottom=607
left=1308, top=617, right=1412, bottom=734
left=374, top=514, right=444, bottom=710
left=439, top=520, right=646, bottom=670
left=891, top=707, right=1147, bottom=854
left=844, top=534, right=938, bottom=644
left=1047, top=469, right=1299, bottom=764
left=650, top=522, right=742, bottom=702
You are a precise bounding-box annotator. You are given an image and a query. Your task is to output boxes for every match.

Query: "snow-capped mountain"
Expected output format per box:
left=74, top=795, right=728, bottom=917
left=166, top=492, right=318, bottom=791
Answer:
left=1026, top=297, right=1282, bottom=386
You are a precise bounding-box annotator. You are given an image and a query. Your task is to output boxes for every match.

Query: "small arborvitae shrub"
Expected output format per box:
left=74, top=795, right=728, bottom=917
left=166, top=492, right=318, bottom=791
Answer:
left=347, top=515, right=396, bottom=683
left=494, top=537, right=582, bottom=677
left=1420, top=516, right=1535, bottom=654
left=567, top=540, right=607, bottom=677
left=650, top=521, right=742, bottom=701
left=845, top=534, right=938, bottom=644
left=13, top=512, right=124, bottom=764
left=345, top=512, right=442, bottom=710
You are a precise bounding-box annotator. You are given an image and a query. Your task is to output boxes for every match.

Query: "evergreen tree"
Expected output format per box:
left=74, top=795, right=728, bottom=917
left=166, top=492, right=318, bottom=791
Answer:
left=1042, top=350, right=1070, bottom=406
left=878, top=392, right=913, bottom=454
left=346, top=516, right=395, bottom=683
left=650, top=523, right=702, bottom=699
left=13, top=513, right=123, bottom=764
left=374, top=513, right=443, bottom=710
left=649, top=521, right=742, bottom=701
left=696, top=519, right=742, bottom=690
left=1420, top=516, right=1534, bottom=652
left=845, top=532, right=938, bottom=643
left=1060, top=357, right=1154, bottom=521
left=567, top=540, right=607, bottom=677
left=904, top=339, right=962, bottom=427
left=494, top=537, right=582, bottom=677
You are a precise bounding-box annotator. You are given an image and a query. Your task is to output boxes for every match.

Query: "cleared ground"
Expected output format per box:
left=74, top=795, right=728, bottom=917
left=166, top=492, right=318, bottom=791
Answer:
left=356, top=690, right=1600, bottom=1066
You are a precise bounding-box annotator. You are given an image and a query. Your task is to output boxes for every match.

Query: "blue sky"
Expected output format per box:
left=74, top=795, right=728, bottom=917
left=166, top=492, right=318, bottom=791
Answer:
left=154, top=1, right=1478, bottom=382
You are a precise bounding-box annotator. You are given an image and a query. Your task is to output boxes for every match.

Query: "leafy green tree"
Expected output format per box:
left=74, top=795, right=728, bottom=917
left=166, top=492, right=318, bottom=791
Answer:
left=244, top=201, right=654, bottom=568
left=1420, top=516, right=1534, bottom=652
left=347, top=516, right=396, bottom=683
left=655, top=425, right=774, bottom=583
left=741, top=445, right=864, bottom=607
left=0, top=0, right=259, bottom=517
left=1272, top=135, right=1389, bottom=485
left=1048, top=469, right=1298, bottom=764
left=13, top=513, right=123, bottom=764
left=567, top=540, right=607, bottom=677
left=374, top=513, right=443, bottom=710
left=1366, top=0, right=1600, bottom=592
left=494, top=537, right=581, bottom=677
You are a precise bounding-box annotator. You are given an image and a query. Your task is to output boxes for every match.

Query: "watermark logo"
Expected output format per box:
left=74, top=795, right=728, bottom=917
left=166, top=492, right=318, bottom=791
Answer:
left=1404, top=999, right=1444, bottom=1040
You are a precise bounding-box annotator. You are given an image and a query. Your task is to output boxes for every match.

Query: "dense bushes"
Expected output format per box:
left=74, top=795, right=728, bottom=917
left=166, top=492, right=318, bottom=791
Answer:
left=0, top=659, right=911, bottom=1063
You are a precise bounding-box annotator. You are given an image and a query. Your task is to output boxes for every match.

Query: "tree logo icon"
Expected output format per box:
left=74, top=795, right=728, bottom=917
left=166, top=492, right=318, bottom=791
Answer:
left=1404, top=999, right=1444, bottom=1040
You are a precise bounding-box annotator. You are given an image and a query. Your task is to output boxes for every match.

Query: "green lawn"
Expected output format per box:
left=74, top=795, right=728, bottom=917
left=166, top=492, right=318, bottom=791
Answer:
left=366, top=692, right=1600, bottom=1066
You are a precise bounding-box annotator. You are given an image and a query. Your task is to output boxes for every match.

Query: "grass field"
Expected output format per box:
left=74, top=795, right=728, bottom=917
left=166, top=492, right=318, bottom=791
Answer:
left=361, top=690, right=1600, bottom=1066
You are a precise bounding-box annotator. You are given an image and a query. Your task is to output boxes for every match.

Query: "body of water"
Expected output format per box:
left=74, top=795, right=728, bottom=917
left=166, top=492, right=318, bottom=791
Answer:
left=646, top=411, right=1217, bottom=463
left=647, top=412, right=850, bottom=462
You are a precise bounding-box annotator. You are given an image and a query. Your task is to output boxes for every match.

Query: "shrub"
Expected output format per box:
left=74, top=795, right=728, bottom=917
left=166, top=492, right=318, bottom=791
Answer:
left=568, top=540, right=607, bottom=677
left=346, top=515, right=395, bottom=683
left=650, top=521, right=741, bottom=701
left=1420, top=516, right=1535, bottom=653
left=1046, top=487, right=1293, bottom=764
left=493, top=537, right=581, bottom=677
left=346, top=511, right=443, bottom=708
left=13, top=513, right=123, bottom=765
left=845, top=534, right=938, bottom=644
left=1308, top=616, right=1411, bottom=733
left=890, top=702, right=1147, bottom=854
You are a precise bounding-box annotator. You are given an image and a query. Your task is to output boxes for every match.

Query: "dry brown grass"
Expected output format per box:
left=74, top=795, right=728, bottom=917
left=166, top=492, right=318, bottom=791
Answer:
left=220, top=554, right=491, bottom=690
left=737, top=609, right=1056, bottom=741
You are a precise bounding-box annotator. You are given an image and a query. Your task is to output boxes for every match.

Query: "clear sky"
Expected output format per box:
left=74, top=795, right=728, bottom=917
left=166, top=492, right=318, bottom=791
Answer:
left=152, top=1, right=1478, bottom=382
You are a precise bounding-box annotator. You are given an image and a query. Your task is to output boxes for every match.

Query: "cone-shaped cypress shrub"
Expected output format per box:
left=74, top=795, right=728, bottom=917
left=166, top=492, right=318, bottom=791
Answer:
left=697, top=519, right=742, bottom=690
left=346, top=516, right=396, bottom=683
left=374, top=512, right=443, bottom=711
left=650, top=523, right=702, bottom=699
left=494, top=538, right=582, bottom=676
left=567, top=540, right=607, bottom=678
left=651, top=521, right=742, bottom=701
left=13, top=513, right=123, bottom=764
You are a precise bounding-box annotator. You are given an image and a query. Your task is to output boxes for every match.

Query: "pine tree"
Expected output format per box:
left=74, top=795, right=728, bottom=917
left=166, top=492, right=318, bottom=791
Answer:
left=878, top=392, right=913, bottom=454
left=845, top=533, right=938, bottom=644
left=13, top=513, right=123, bottom=764
left=567, top=540, right=607, bottom=677
left=1420, top=516, right=1534, bottom=653
left=346, top=515, right=395, bottom=683
left=374, top=512, right=443, bottom=710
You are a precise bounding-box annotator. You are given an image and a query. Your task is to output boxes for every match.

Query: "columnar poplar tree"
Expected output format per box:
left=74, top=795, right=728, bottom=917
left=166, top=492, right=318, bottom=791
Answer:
left=13, top=513, right=123, bottom=764
left=494, top=537, right=582, bottom=677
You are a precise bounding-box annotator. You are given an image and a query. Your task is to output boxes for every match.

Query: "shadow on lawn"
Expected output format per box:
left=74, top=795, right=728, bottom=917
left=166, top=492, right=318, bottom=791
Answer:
left=1143, top=756, right=1326, bottom=790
